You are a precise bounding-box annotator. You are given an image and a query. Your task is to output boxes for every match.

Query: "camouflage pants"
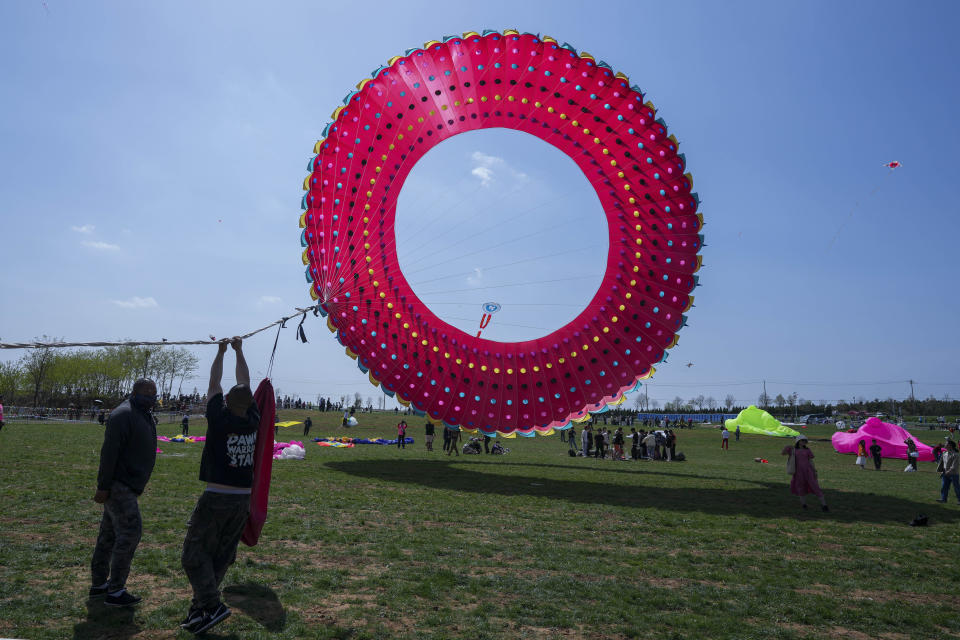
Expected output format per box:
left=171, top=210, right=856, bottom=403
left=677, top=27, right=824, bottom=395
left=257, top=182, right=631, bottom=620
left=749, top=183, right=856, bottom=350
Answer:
left=181, top=492, right=250, bottom=611
left=91, top=481, right=142, bottom=592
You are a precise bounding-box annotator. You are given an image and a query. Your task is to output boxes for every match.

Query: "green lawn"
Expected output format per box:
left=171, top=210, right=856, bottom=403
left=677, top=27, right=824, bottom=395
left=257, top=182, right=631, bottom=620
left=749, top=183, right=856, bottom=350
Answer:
left=1, top=412, right=957, bottom=639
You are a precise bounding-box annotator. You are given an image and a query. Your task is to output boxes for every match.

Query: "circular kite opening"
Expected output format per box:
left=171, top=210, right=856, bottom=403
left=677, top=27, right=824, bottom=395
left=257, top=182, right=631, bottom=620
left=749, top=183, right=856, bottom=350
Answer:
left=301, top=30, right=702, bottom=435
left=395, top=128, right=609, bottom=343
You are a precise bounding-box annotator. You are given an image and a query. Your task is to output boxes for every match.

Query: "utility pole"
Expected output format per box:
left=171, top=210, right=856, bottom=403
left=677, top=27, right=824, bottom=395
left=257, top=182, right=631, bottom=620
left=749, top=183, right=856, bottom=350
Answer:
left=909, top=379, right=916, bottom=416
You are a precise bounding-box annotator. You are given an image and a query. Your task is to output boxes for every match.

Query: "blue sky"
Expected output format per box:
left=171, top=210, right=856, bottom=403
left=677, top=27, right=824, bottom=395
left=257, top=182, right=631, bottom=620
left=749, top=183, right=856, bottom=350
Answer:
left=1, top=1, right=958, bottom=408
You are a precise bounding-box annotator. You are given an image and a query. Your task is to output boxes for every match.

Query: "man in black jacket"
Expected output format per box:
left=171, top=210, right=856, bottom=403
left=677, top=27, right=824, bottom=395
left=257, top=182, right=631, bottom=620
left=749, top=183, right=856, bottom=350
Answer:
left=180, top=338, right=259, bottom=635
left=90, top=378, right=158, bottom=607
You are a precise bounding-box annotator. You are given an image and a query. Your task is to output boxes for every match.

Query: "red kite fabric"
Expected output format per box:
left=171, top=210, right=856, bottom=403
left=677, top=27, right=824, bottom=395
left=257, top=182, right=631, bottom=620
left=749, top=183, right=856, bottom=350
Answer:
left=240, top=378, right=275, bottom=547
left=299, top=30, right=702, bottom=436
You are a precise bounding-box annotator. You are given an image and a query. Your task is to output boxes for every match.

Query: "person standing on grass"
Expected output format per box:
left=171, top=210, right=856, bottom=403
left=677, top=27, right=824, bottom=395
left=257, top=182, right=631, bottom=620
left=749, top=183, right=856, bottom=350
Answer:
left=721, top=425, right=730, bottom=450
left=905, top=438, right=919, bottom=472
left=612, top=427, right=624, bottom=460
left=567, top=425, right=577, bottom=453
left=594, top=428, right=605, bottom=459
left=936, top=439, right=960, bottom=504
left=782, top=435, right=828, bottom=512
left=182, top=413, right=190, bottom=437
left=424, top=420, right=435, bottom=451
left=585, top=425, right=594, bottom=456
left=303, top=416, right=312, bottom=437
left=446, top=425, right=460, bottom=456
left=581, top=424, right=589, bottom=456
left=397, top=420, right=407, bottom=449
left=90, top=378, right=158, bottom=607
left=869, top=439, right=883, bottom=470
left=630, top=428, right=639, bottom=460
left=179, top=338, right=259, bottom=635
left=668, top=430, right=677, bottom=461
left=855, top=439, right=867, bottom=470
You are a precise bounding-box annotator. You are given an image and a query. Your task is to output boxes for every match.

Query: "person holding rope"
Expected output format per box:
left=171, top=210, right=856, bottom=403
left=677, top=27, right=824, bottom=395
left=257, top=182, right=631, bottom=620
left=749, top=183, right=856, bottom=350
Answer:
left=90, top=378, right=158, bottom=607
left=179, top=338, right=259, bottom=634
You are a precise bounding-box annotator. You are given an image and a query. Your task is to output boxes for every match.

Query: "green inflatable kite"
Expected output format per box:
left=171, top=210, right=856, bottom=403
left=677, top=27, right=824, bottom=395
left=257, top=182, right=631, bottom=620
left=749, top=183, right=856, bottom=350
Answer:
left=725, top=406, right=800, bottom=437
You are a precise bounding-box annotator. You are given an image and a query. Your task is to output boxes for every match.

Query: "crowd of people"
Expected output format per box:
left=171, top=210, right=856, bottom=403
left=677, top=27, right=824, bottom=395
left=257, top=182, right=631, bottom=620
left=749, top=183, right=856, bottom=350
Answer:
left=560, top=424, right=683, bottom=461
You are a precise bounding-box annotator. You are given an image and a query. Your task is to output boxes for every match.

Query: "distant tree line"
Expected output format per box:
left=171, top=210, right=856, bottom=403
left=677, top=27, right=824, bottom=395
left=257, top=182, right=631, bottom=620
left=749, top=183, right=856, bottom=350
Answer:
left=633, top=389, right=959, bottom=419
left=0, top=340, right=199, bottom=408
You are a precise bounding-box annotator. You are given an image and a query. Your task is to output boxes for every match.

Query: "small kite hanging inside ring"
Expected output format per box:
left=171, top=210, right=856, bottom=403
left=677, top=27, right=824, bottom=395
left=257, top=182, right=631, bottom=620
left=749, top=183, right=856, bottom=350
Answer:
left=476, top=302, right=501, bottom=338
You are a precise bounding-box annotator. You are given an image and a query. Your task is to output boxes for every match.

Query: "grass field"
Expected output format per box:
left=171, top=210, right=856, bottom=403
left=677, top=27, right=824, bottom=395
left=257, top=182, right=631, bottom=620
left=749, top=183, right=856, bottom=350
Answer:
left=1, top=411, right=958, bottom=639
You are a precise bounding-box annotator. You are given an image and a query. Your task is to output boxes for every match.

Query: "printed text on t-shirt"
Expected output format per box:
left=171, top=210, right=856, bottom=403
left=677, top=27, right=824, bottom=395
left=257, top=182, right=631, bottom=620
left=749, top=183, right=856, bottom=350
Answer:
left=226, top=432, right=256, bottom=467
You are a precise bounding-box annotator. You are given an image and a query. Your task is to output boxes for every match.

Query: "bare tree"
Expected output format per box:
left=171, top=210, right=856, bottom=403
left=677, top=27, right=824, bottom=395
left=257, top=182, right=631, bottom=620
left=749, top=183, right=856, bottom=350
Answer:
left=693, top=394, right=706, bottom=411
left=759, top=391, right=771, bottom=408
left=724, top=394, right=736, bottom=411
left=774, top=394, right=786, bottom=409
left=706, top=396, right=716, bottom=411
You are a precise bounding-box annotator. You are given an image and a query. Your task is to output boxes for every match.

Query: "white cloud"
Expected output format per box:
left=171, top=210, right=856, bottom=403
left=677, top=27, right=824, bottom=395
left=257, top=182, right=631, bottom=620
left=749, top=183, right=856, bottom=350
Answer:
left=82, top=240, right=120, bottom=251
left=470, top=151, right=528, bottom=186
left=71, top=224, right=95, bottom=234
left=471, top=166, right=494, bottom=186
left=467, top=267, right=483, bottom=287
left=111, top=296, right=158, bottom=309
left=257, top=295, right=283, bottom=307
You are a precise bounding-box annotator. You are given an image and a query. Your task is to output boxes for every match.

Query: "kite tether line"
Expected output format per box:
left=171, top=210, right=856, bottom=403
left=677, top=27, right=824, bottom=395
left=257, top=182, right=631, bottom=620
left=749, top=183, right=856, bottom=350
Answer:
left=0, top=304, right=321, bottom=350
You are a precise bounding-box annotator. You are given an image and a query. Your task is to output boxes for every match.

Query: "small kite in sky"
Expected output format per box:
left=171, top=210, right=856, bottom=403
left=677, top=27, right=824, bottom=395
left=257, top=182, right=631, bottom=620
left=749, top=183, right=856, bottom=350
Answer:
left=685, top=362, right=694, bottom=368
left=884, top=161, right=902, bottom=170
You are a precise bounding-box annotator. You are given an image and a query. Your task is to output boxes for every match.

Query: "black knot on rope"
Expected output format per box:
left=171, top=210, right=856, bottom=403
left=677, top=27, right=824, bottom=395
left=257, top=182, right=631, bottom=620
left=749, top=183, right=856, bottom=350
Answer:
left=296, top=312, right=309, bottom=344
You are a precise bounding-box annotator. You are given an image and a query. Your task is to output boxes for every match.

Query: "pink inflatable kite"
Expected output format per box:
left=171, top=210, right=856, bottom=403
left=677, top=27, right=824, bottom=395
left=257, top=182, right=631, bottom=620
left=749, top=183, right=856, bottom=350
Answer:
left=831, top=417, right=934, bottom=461
left=301, top=30, right=702, bottom=436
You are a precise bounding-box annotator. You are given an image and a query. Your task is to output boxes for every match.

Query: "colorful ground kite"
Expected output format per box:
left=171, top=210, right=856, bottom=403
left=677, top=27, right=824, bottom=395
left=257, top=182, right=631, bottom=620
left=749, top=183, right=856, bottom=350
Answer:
left=301, top=30, right=702, bottom=437
left=831, top=417, right=934, bottom=461
left=275, top=421, right=303, bottom=428
left=158, top=435, right=206, bottom=443
left=725, top=406, right=800, bottom=437
left=314, top=436, right=414, bottom=446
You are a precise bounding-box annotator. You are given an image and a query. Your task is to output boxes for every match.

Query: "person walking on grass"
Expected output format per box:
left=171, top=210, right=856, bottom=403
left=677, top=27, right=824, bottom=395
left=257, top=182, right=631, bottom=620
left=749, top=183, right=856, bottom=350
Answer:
left=446, top=425, right=461, bottom=456
left=936, top=440, right=960, bottom=504
left=855, top=439, right=867, bottom=470
left=735, top=424, right=740, bottom=441
left=721, top=425, right=730, bottom=450
left=303, top=416, right=312, bottom=437
left=869, top=438, right=883, bottom=470
left=782, top=435, right=828, bottom=512
left=397, top=420, right=407, bottom=449
left=90, top=378, right=158, bottom=607
left=179, top=338, right=259, bottom=635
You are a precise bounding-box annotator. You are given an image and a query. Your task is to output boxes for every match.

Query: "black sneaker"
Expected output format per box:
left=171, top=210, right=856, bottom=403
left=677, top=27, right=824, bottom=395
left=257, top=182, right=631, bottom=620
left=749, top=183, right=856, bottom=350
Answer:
left=104, top=590, right=142, bottom=607
left=190, top=603, right=231, bottom=634
left=180, top=607, right=203, bottom=629
left=88, top=584, right=109, bottom=598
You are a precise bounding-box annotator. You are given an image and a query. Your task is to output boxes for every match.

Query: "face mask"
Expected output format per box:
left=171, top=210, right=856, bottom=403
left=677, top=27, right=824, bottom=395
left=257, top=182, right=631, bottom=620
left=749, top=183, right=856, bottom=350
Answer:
left=133, top=394, right=156, bottom=410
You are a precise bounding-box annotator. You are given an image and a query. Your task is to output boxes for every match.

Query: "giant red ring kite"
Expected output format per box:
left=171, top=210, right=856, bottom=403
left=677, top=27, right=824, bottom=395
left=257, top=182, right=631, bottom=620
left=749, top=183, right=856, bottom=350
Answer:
left=300, top=30, right=703, bottom=436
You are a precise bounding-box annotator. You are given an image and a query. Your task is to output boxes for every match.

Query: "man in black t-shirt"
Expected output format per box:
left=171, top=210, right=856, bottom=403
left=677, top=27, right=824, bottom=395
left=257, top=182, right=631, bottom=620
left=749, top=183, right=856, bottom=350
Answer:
left=180, top=338, right=259, bottom=635
left=303, top=416, right=312, bottom=437
left=424, top=421, right=435, bottom=451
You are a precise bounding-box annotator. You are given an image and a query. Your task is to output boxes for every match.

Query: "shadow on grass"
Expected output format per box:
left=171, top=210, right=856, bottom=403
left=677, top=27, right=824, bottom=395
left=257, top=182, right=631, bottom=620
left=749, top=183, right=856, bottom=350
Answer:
left=325, top=458, right=960, bottom=525
left=72, top=599, right=140, bottom=640
left=223, top=582, right=286, bottom=632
